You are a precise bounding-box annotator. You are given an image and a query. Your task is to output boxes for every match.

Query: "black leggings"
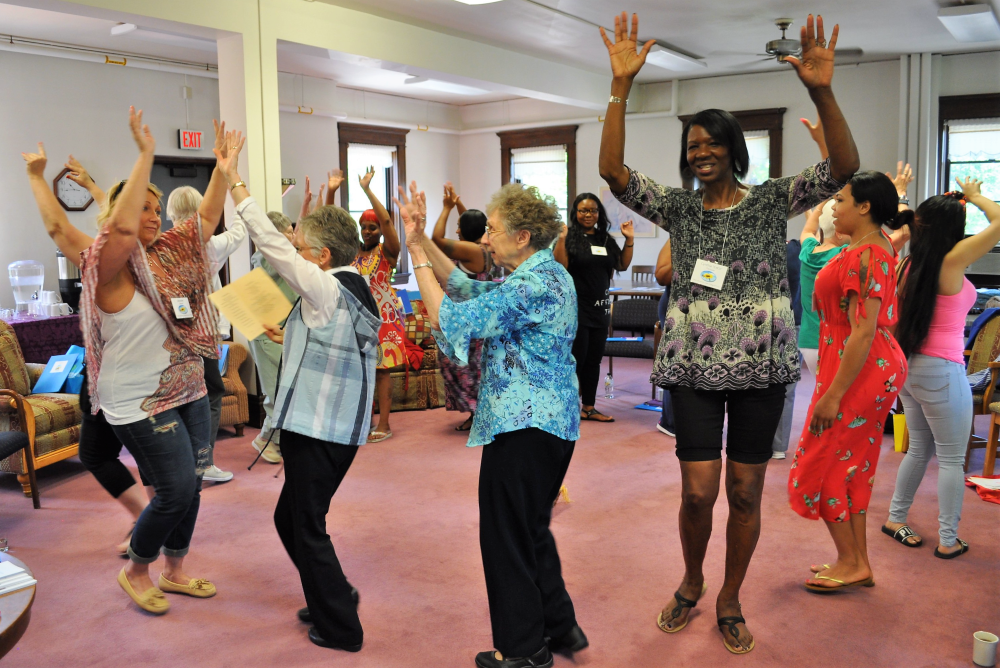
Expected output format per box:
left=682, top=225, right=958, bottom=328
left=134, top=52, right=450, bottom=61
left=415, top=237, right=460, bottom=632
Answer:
left=77, top=368, right=147, bottom=497
left=572, top=325, right=607, bottom=406
left=670, top=384, right=787, bottom=465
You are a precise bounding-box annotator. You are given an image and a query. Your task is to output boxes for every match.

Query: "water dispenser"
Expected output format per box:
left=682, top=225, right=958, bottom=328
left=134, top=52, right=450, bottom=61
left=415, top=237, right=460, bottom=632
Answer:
left=8, top=261, right=44, bottom=314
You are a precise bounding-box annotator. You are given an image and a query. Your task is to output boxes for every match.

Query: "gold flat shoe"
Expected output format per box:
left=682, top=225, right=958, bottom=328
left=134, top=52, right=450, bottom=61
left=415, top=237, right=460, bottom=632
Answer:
left=118, top=567, right=170, bottom=614
left=159, top=574, right=217, bottom=598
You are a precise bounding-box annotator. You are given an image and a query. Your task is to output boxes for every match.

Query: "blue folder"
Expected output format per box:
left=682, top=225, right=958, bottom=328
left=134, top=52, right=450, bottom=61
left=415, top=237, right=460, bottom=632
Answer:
left=33, top=354, right=79, bottom=394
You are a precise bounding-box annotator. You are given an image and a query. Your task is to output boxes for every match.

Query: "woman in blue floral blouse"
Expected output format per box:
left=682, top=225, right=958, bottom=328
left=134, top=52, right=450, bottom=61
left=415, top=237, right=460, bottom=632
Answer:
left=399, top=181, right=584, bottom=668
left=598, top=12, right=860, bottom=655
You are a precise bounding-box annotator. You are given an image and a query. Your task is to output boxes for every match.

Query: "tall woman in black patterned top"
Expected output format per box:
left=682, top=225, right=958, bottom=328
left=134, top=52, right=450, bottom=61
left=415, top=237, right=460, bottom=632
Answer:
left=554, top=193, right=634, bottom=422
left=599, top=13, right=859, bottom=654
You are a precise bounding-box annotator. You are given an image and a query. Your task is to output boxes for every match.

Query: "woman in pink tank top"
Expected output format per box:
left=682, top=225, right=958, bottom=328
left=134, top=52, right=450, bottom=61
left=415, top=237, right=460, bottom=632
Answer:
left=884, top=179, right=1000, bottom=559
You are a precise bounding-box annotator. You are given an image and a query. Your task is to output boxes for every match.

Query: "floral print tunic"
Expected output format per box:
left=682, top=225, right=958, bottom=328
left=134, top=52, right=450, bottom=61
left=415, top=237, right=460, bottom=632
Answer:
left=615, top=159, right=845, bottom=390
left=435, top=248, right=580, bottom=448
left=352, top=244, right=407, bottom=370
left=788, top=240, right=907, bottom=521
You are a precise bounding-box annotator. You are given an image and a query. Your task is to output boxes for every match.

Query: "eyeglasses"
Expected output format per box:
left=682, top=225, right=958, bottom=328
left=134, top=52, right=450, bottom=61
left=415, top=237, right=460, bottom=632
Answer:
left=576, top=208, right=599, bottom=216
left=486, top=226, right=506, bottom=238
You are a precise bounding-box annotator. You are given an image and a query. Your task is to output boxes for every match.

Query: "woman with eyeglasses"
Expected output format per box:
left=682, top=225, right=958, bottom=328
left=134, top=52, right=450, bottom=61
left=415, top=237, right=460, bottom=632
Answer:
left=554, top=193, right=634, bottom=422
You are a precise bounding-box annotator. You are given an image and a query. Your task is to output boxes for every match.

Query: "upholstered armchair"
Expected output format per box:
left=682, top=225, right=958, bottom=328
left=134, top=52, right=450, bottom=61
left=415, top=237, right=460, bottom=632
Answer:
left=219, top=342, right=250, bottom=436
left=0, top=321, right=82, bottom=497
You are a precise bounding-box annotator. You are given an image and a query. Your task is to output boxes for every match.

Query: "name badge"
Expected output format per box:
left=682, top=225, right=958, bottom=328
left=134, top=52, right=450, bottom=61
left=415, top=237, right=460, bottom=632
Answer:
left=590, top=246, right=608, bottom=256
left=690, top=259, right=728, bottom=290
left=171, top=297, right=194, bottom=319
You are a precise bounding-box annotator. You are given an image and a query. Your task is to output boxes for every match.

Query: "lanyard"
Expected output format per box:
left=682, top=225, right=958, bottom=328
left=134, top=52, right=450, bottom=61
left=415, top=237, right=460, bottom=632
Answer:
left=697, top=185, right=740, bottom=261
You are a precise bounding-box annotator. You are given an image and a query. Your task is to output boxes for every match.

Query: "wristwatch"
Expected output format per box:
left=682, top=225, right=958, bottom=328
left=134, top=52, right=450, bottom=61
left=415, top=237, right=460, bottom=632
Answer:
left=898, top=196, right=910, bottom=205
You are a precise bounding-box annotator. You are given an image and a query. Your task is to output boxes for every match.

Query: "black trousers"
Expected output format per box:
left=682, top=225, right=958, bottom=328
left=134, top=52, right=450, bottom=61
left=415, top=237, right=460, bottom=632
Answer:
left=274, top=429, right=362, bottom=646
left=572, top=325, right=607, bottom=406
left=202, top=356, right=224, bottom=461
left=479, top=428, right=577, bottom=657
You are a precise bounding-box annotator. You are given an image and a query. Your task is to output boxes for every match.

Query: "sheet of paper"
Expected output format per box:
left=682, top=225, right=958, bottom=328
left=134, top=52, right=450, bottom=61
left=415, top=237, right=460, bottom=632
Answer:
left=209, top=267, right=294, bottom=341
left=968, top=477, right=1000, bottom=490
left=0, top=561, right=25, bottom=579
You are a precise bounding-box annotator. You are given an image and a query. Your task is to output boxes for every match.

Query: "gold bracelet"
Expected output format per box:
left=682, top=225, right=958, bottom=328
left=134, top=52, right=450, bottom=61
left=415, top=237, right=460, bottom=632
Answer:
left=609, top=95, right=626, bottom=104
left=230, top=180, right=246, bottom=191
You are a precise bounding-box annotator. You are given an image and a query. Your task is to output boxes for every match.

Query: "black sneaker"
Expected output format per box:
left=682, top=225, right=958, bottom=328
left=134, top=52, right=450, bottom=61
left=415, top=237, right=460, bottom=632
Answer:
left=546, top=625, right=589, bottom=654
left=474, top=646, right=553, bottom=668
left=298, top=587, right=359, bottom=623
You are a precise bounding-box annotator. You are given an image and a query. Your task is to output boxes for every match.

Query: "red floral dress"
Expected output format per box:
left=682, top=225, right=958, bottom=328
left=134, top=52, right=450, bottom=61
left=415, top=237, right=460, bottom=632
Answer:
left=789, top=239, right=907, bottom=521
left=352, top=244, right=406, bottom=370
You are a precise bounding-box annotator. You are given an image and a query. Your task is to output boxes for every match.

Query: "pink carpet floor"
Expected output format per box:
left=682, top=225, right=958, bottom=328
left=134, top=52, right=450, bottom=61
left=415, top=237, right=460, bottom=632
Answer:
left=1, top=358, right=998, bottom=667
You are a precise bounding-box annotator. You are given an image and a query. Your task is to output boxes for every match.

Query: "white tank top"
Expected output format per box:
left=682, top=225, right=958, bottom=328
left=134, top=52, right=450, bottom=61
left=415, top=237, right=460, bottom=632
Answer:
left=97, top=291, right=174, bottom=425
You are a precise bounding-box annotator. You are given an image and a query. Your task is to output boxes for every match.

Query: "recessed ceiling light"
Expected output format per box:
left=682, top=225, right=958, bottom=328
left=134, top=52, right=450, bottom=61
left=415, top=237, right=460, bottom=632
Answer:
left=404, top=75, right=488, bottom=96
left=452, top=0, right=502, bottom=5
left=644, top=43, right=707, bottom=72
left=110, top=23, right=137, bottom=36
left=938, top=4, right=1000, bottom=42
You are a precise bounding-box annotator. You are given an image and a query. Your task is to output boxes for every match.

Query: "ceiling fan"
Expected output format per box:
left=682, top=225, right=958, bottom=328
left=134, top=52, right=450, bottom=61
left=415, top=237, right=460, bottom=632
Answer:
left=719, top=18, right=863, bottom=70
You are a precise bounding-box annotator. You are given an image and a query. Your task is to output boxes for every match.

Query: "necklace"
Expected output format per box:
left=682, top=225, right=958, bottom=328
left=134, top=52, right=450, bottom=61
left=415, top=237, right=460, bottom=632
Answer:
left=846, top=228, right=881, bottom=252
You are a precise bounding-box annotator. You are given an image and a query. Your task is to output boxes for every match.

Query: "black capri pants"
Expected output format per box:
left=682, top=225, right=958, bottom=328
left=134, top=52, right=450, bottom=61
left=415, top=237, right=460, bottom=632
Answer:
left=669, top=383, right=787, bottom=465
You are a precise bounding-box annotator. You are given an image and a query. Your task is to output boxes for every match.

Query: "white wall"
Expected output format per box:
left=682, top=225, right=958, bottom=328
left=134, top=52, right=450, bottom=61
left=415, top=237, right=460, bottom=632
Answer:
left=0, top=49, right=219, bottom=301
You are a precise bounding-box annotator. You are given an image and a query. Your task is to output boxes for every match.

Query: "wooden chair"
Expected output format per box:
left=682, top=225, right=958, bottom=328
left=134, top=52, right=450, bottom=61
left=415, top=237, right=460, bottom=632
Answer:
left=631, top=265, right=655, bottom=284
left=220, top=342, right=250, bottom=436
left=983, top=403, right=1000, bottom=476
left=963, top=312, right=1000, bottom=471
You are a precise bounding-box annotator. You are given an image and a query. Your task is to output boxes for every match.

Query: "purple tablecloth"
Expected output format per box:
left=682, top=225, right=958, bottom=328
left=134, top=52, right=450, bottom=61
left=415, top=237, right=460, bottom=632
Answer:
left=2, top=314, right=83, bottom=364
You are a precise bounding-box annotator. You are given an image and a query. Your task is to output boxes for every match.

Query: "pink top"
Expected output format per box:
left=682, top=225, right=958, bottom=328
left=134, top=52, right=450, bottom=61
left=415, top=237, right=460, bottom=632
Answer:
left=917, top=278, right=977, bottom=364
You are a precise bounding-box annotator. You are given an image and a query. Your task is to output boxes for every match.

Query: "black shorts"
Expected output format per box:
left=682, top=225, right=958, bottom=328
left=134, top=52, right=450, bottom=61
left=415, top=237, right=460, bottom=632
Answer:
left=669, top=384, right=788, bottom=465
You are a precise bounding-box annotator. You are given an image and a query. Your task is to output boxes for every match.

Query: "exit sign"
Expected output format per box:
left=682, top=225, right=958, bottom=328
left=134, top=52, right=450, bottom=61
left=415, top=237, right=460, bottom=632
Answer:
left=178, top=130, right=203, bottom=150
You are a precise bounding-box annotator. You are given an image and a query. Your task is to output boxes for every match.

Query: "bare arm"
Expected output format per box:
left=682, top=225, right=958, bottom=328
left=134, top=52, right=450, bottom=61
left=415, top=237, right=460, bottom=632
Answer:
left=396, top=185, right=445, bottom=326
left=432, top=184, right=485, bottom=271
left=943, top=178, right=1000, bottom=275
left=617, top=221, right=635, bottom=271
left=800, top=117, right=829, bottom=161
left=325, top=169, right=343, bottom=206
left=98, top=107, right=156, bottom=287
left=553, top=225, right=569, bottom=268
left=360, top=166, right=401, bottom=261
left=801, top=203, right=823, bottom=244
left=785, top=15, right=860, bottom=182
left=598, top=13, right=655, bottom=194
left=21, top=144, right=94, bottom=266
left=654, top=239, right=673, bottom=285
left=299, top=176, right=313, bottom=221
left=197, top=120, right=236, bottom=244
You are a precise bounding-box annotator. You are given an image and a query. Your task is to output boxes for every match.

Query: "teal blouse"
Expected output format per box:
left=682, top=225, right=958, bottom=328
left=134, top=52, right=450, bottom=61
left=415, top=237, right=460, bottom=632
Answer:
left=798, top=237, right=847, bottom=349
left=435, top=248, right=581, bottom=447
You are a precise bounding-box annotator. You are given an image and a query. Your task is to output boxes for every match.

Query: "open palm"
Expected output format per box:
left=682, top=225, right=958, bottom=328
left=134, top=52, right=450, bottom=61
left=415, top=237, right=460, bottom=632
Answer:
left=600, top=12, right=655, bottom=80
left=785, top=14, right=838, bottom=90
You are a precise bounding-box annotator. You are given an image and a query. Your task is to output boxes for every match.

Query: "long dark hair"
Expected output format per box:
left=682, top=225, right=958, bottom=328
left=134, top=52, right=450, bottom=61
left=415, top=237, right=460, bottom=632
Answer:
left=895, top=195, right=967, bottom=358
left=679, top=109, right=750, bottom=182
left=846, top=171, right=910, bottom=230
left=458, top=209, right=487, bottom=242
left=566, top=192, right=620, bottom=277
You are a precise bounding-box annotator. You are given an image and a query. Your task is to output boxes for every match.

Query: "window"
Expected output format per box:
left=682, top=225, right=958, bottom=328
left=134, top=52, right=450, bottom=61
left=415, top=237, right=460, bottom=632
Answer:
left=338, top=123, right=409, bottom=282
left=498, top=125, right=577, bottom=223
left=678, top=108, right=785, bottom=190
left=939, top=94, right=1000, bottom=238
left=510, top=145, right=569, bottom=223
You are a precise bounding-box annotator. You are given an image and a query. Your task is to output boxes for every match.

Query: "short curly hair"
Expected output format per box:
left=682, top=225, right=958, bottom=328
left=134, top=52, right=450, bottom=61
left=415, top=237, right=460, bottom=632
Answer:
left=486, top=183, right=562, bottom=250
left=297, top=205, right=361, bottom=268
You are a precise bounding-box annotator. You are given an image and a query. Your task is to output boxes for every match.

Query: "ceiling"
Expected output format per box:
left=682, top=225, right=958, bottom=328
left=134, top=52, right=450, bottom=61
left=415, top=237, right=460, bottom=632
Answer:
left=2, top=0, right=1000, bottom=107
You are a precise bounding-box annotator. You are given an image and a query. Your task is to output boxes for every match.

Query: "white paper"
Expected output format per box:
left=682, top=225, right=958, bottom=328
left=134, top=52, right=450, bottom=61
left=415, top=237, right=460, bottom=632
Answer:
left=0, top=561, right=26, bottom=578
left=968, top=476, right=1000, bottom=490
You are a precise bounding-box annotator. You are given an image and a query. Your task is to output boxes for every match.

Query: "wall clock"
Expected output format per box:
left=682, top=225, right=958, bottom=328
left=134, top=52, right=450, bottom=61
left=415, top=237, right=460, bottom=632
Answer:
left=52, top=167, right=94, bottom=212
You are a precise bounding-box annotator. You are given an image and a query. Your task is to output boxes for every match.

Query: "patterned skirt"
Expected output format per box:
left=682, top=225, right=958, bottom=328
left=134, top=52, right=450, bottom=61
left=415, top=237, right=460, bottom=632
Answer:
left=439, top=339, right=483, bottom=413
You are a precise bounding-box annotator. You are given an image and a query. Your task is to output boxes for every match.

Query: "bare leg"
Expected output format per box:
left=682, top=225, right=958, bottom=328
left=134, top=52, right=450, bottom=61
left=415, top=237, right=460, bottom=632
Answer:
left=659, top=460, right=721, bottom=630
left=124, top=560, right=156, bottom=593
left=807, top=513, right=872, bottom=587
left=162, top=554, right=193, bottom=584
left=716, top=460, right=767, bottom=652
left=373, top=369, right=392, bottom=434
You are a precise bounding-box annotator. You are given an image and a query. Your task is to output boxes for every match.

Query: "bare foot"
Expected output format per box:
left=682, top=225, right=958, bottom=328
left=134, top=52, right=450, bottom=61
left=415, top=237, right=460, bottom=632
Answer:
left=936, top=541, right=965, bottom=555
left=804, top=561, right=872, bottom=589
left=716, top=598, right=753, bottom=653
left=658, top=578, right=705, bottom=631
left=883, top=520, right=922, bottom=546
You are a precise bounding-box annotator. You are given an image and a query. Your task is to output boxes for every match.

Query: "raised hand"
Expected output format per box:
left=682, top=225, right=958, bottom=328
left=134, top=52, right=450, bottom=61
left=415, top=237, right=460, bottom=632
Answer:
left=212, top=130, right=245, bottom=184
left=800, top=117, right=825, bottom=146
left=212, top=119, right=228, bottom=159
left=620, top=219, right=635, bottom=239
left=303, top=177, right=313, bottom=206
left=558, top=223, right=569, bottom=242
left=886, top=161, right=913, bottom=197
left=958, top=176, right=983, bottom=199
left=443, top=182, right=461, bottom=209
left=314, top=184, right=325, bottom=212
left=599, top=12, right=655, bottom=81
left=359, top=165, right=375, bottom=190
left=327, top=168, right=344, bottom=192
left=785, top=14, right=839, bottom=90
left=128, top=106, right=155, bottom=154
left=395, top=181, right=426, bottom=249
left=65, top=155, right=94, bottom=187
left=21, top=142, right=47, bottom=177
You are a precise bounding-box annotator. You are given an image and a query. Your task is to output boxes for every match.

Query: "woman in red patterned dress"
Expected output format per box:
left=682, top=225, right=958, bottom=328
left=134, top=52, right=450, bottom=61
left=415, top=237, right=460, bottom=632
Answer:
left=352, top=167, right=406, bottom=442
left=788, top=171, right=909, bottom=591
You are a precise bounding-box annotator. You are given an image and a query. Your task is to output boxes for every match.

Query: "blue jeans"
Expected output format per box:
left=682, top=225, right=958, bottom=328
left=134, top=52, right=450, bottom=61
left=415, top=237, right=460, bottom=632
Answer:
left=111, top=397, right=211, bottom=563
left=888, top=354, right=972, bottom=547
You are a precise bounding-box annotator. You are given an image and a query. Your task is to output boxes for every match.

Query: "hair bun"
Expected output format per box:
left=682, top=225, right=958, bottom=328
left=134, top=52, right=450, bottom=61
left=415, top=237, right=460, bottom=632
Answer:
left=888, top=208, right=914, bottom=231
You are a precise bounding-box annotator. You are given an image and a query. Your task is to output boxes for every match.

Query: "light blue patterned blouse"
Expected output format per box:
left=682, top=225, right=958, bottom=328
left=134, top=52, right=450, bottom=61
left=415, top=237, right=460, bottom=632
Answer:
left=436, top=248, right=581, bottom=447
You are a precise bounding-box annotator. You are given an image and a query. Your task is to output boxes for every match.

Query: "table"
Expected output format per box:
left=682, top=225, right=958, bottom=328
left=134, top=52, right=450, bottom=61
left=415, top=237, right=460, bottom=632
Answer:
left=2, top=314, right=82, bottom=364
left=0, top=553, right=35, bottom=660
left=609, top=283, right=665, bottom=300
